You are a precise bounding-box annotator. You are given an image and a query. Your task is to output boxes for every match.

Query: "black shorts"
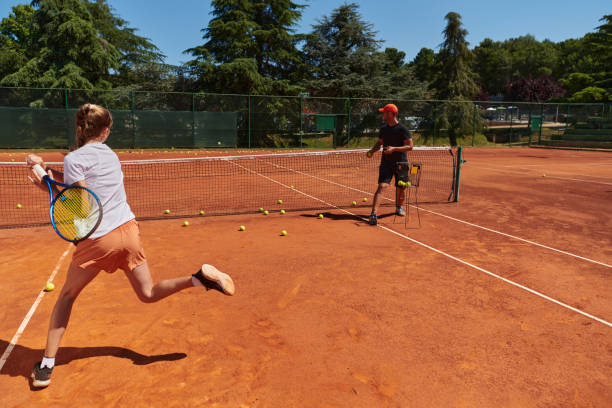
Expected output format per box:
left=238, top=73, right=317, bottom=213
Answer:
left=378, top=160, right=409, bottom=187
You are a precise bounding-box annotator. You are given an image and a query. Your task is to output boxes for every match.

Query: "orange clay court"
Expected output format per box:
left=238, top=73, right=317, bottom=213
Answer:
left=0, top=147, right=610, bottom=407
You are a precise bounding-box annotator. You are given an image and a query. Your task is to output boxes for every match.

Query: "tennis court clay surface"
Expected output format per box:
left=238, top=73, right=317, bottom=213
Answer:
left=0, top=147, right=610, bottom=407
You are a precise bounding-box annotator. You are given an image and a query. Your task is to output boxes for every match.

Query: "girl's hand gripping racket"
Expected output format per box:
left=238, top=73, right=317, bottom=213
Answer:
left=32, top=164, right=103, bottom=243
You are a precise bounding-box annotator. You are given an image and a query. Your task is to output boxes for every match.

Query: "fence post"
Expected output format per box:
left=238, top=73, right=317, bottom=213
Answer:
left=472, top=104, right=476, bottom=147
left=248, top=95, right=251, bottom=149
left=131, top=91, right=136, bottom=149
left=299, top=94, right=302, bottom=148
left=538, top=103, right=543, bottom=144
left=509, top=106, right=513, bottom=146
left=433, top=101, right=437, bottom=146
left=191, top=93, right=195, bottom=148
left=64, top=88, right=70, bottom=148
left=347, top=97, right=351, bottom=147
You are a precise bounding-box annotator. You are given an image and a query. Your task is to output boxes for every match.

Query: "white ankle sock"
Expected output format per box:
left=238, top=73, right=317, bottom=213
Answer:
left=191, top=275, right=202, bottom=287
left=41, top=356, right=55, bottom=369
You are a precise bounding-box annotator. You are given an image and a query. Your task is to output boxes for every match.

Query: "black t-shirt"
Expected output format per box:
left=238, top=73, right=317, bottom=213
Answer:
left=380, top=123, right=411, bottom=163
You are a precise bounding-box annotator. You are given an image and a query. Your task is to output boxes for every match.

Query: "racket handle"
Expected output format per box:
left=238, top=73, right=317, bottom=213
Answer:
left=32, top=164, right=48, bottom=180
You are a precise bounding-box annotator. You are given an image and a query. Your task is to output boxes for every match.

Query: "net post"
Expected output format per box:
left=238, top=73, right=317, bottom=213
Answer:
left=453, top=146, right=463, bottom=202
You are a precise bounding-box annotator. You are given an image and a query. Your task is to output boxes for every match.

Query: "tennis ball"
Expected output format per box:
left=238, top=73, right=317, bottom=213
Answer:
left=277, top=199, right=283, bottom=204
left=352, top=201, right=357, bottom=206
left=281, top=230, right=287, bottom=236
left=542, top=173, right=546, bottom=177
left=367, top=151, right=372, bottom=157
left=362, top=198, right=368, bottom=202
left=318, top=213, right=324, bottom=219
left=406, top=181, right=412, bottom=186
left=259, top=207, right=264, bottom=212
left=183, top=221, right=189, bottom=227
left=217, top=141, right=221, bottom=145
left=239, top=225, right=246, bottom=231
left=280, top=210, right=286, bottom=215
left=17, top=203, right=22, bottom=209
left=164, top=209, right=170, bottom=214
left=199, top=210, right=205, bottom=215
left=263, top=210, right=269, bottom=215
left=290, top=185, right=294, bottom=189
left=44, top=282, right=55, bottom=292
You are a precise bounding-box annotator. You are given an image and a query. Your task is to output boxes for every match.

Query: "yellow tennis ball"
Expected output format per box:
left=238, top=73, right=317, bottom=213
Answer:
left=367, top=151, right=372, bottom=157
left=199, top=210, right=205, bottom=215
left=318, top=213, right=324, bottom=219
left=44, top=282, right=55, bottom=292
left=263, top=210, right=269, bottom=215
left=406, top=181, right=412, bottom=186
left=280, top=210, right=286, bottom=215
left=290, top=185, right=294, bottom=189
left=217, top=141, right=221, bottom=145
left=352, top=201, right=357, bottom=206
left=362, top=198, right=368, bottom=202
left=239, top=225, right=246, bottom=231
left=164, top=209, right=170, bottom=214
left=281, top=230, right=287, bottom=236
left=542, top=173, right=546, bottom=177
left=259, top=207, right=264, bottom=212
left=277, top=199, right=283, bottom=204
left=183, top=221, right=189, bottom=226
left=17, top=203, right=22, bottom=209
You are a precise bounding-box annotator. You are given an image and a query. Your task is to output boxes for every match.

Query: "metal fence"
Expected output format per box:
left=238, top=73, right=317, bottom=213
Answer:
left=0, top=87, right=610, bottom=149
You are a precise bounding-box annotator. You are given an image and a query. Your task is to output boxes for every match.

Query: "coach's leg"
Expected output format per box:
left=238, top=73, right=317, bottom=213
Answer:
left=371, top=182, right=388, bottom=214
left=396, top=185, right=406, bottom=208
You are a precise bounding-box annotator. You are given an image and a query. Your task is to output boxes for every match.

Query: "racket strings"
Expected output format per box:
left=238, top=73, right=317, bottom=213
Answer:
left=52, top=189, right=101, bottom=240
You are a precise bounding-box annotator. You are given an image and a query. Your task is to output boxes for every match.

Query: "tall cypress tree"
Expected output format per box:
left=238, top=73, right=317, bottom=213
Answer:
left=434, top=12, right=480, bottom=146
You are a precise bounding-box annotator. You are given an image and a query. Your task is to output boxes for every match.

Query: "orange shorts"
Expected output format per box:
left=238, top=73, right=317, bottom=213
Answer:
left=71, top=219, right=146, bottom=273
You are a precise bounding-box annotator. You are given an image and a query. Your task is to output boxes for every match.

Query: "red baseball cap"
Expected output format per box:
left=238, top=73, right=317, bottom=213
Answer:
left=378, top=103, right=398, bottom=114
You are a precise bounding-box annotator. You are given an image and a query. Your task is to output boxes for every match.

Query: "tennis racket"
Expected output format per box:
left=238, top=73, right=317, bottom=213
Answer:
left=32, top=164, right=103, bottom=243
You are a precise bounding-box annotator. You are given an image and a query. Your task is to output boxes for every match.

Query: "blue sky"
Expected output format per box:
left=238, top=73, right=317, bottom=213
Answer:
left=1, top=0, right=610, bottom=66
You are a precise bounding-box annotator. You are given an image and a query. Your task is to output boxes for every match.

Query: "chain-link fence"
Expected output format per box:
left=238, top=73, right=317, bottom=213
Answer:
left=0, top=87, right=610, bottom=149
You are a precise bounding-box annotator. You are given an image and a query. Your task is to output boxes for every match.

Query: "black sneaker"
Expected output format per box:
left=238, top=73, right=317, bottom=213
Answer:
left=396, top=206, right=406, bottom=216
left=31, top=362, right=53, bottom=388
left=192, top=264, right=235, bottom=295
left=369, top=213, right=377, bottom=225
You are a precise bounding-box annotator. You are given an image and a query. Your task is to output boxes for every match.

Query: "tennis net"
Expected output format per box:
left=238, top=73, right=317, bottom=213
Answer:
left=0, top=148, right=460, bottom=228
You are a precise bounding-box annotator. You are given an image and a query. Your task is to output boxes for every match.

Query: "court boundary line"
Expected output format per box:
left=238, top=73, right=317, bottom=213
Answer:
left=230, top=159, right=612, bottom=328
left=469, top=165, right=612, bottom=186
left=0, top=244, right=72, bottom=373
left=258, top=158, right=611, bottom=269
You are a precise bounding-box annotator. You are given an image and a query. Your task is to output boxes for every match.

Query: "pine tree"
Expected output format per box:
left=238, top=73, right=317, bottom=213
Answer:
left=185, top=0, right=305, bottom=94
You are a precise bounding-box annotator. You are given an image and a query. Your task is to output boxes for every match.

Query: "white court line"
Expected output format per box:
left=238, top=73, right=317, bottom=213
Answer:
left=0, top=244, right=72, bottom=373
left=230, top=159, right=612, bottom=328
left=469, top=165, right=612, bottom=186
left=257, top=158, right=612, bottom=269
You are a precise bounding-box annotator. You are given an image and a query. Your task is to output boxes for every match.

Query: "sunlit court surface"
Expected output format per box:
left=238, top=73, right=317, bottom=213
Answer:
left=0, top=147, right=610, bottom=407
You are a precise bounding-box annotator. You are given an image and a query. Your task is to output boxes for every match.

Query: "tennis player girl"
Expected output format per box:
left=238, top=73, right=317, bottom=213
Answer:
left=27, top=103, right=235, bottom=388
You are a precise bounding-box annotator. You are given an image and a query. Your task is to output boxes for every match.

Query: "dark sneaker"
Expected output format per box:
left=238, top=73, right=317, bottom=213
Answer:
left=369, top=213, right=377, bottom=225
left=396, top=206, right=406, bottom=217
left=193, top=264, right=235, bottom=295
left=31, top=362, right=53, bottom=388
